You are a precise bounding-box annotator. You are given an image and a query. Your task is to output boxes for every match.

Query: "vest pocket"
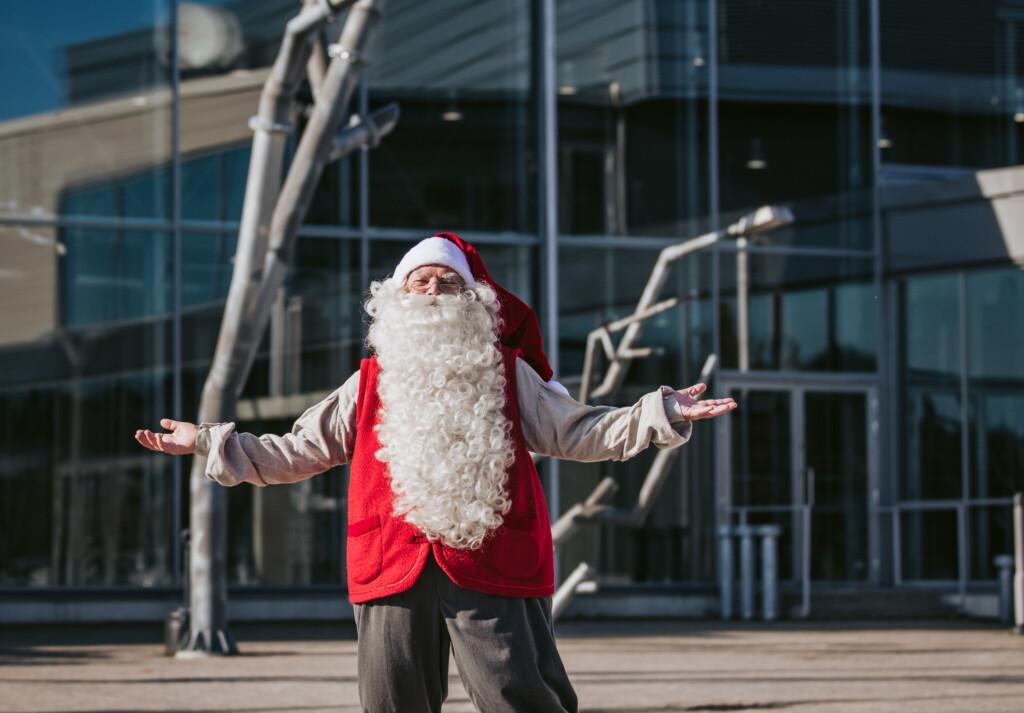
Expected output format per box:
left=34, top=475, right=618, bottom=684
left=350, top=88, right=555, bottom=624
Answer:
left=489, top=514, right=543, bottom=580
left=347, top=514, right=383, bottom=585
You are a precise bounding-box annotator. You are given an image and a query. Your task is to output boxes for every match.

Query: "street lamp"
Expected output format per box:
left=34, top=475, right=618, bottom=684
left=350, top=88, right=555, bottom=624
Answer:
left=728, top=205, right=794, bottom=236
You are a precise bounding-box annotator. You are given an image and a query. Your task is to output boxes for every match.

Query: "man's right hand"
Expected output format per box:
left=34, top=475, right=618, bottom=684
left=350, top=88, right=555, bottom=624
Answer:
left=135, top=419, right=197, bottom=455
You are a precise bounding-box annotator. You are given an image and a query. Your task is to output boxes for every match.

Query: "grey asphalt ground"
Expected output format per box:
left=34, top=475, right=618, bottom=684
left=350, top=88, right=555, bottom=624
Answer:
left=2, top=620, right=1023, bottom=713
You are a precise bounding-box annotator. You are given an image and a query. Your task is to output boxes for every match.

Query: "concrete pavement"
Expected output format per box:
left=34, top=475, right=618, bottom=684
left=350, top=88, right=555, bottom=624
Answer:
left=2, top=620, right=1023, bottom=712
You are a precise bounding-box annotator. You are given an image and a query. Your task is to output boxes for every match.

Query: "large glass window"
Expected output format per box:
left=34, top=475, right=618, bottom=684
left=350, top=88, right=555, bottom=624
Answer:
left=901, top=509, right=959, bottom=581
left=557, top=245, right=716, bottom=584
left=0, top=2, right=174, bottom=222
left=717, top=0, right=872, bottom=249
left=880, top=1, right=1024, bottom=183
left=366, top=0, right=536, bottom=232
left=212, top=236, right=362, bottom=587
left=62, top=229, right=172, bottom=326
left=898, top=266, right=1024, bottom=582
left=0, top=247, right=176, bottom=586
left=900, top=274, right=962, bottom=500
left=967, top=268, right=1024, bottom=499
left=719, top=252, right=877, bottom=372
left=1, top=0, right=179, bottom=587
left=557, top=0, right=710, bottom=237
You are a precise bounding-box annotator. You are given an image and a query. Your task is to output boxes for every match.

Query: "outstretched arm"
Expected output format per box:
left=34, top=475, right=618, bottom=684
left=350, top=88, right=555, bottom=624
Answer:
left=135, top=371, right=360, bottom=487
left=516, top=358, right=736, bottom=462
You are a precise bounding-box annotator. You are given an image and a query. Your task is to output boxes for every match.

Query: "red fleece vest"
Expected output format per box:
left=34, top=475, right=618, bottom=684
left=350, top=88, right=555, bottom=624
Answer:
left=345, top=346, right=555, bottom=603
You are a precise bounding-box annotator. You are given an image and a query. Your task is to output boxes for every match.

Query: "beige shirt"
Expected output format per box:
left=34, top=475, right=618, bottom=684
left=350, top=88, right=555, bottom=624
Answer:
left=194, top=357, right=693, bottom=488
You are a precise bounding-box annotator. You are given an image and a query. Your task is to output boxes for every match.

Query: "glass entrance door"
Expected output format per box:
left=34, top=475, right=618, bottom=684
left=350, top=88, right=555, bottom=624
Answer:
left=804, top=391, right=870, bottom=582
left=718, top=381, right=878, bottom=592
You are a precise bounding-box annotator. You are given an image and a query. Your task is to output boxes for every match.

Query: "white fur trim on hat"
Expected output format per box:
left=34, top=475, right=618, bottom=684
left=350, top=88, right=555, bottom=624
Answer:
left=393, top=237, right=475, bottom=286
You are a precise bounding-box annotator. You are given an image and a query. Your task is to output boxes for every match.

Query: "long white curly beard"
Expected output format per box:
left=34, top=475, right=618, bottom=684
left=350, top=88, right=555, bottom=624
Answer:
left=364, top=278, right=516, bottom=550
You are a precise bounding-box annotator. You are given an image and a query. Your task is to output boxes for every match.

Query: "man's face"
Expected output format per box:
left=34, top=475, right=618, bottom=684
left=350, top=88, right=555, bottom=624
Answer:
left=404, top=264, right=465, bottom=296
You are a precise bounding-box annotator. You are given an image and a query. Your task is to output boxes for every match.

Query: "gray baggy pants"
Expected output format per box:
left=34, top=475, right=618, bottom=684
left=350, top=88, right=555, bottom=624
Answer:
left=353, top=552, right=578, bottom=713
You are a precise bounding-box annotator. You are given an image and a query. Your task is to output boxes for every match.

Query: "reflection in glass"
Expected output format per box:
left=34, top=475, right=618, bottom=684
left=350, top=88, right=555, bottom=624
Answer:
left=966, top=268, right=1024, bottom=498
left=0, top=386, right=60, bottom=585
left=903, top=390, right=962, bottom=500
left=62, top=229, right=172, bottom=326
left=900, top=274, right=964, bottom=500
left=903, top=275, right=960, bottom=377
left=901, top=509, right=958, bottom=581
left=805, top=392, right=868, bottom=581
left=286, top=237, right=363, bottom=393
left=969, top=505, right=1014, bottom=581
left=0, top=2, right=173, bottom=220
left=730, top=390, right=791, bottom=508
left=558, top=246, right=708, bottom=390
left=971, top=395, right=1024, bottom=499
left=587, top=448, right=688, bottom=584
left=557, top=0, right=709, bottom=236
left=181, top=231, right=236, bottom=308
left=720, top=253, right=876, bottom=371
left=880, top=1, right=1024, bottom=181
left=187, top=236, right=362, bottom=587
left=0, top=331, right=176, bottom=586
left=968, top=268, right=1024, bottom=380
left=718, top=0, right=872, bottom=248
left=226, top=418, right=348, bottom=588
left=367, top=0, right=536, bottom=231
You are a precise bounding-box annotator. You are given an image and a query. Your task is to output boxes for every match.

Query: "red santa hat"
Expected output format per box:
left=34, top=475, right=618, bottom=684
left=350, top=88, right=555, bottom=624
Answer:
left=392, top=232, right=555, bottom=384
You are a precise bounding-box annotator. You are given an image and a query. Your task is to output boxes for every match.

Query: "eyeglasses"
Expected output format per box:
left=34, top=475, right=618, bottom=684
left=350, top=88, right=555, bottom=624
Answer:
left=406, top=271, right=464, bottom=294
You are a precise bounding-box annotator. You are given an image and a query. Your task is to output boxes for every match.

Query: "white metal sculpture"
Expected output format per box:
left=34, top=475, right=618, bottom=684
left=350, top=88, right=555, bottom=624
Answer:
left=183, top=0, right=395, bottom=655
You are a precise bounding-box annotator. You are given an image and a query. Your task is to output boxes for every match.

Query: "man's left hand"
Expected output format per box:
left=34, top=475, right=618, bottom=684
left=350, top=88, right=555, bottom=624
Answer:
left=671, top=383, right=737, bottom=421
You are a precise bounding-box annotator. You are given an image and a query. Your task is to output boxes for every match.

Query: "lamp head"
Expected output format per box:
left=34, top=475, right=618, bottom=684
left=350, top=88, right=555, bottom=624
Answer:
left=727, top=205, right=795, bottom=237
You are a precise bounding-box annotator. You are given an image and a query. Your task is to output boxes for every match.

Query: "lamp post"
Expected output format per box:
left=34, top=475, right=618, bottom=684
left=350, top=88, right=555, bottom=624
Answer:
left=733, top=205, right=793, bottom=373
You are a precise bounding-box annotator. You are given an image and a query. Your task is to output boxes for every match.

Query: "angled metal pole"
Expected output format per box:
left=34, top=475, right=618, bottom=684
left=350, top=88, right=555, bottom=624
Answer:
left=587, top=230, right=724, bottom=400
left=588, top=206, right=792, bottom=401
left=303, top=0, right=330, bottom=99
left=553, top=562, right=593, bottom=620
left=236, top=0, right=383, bottom=383
left=182, top=0, right=356, bottom=656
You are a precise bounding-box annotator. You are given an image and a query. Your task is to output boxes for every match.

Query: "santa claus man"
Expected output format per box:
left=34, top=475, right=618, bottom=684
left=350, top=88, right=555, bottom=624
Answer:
left=136, top=233, right=737, bottom=713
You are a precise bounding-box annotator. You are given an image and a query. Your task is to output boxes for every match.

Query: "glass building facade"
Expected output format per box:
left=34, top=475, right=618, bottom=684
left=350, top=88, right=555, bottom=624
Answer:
left=1, top=0, right=1022, bottom=613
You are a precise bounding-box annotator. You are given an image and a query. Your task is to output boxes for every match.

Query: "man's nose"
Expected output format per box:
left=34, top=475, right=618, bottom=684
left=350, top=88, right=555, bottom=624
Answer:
left=425, top=280, right=441, bottom=295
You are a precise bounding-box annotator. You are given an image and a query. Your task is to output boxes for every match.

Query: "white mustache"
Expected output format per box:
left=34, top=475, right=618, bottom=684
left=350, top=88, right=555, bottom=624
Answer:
left=399, top=291, right=463, bottom=309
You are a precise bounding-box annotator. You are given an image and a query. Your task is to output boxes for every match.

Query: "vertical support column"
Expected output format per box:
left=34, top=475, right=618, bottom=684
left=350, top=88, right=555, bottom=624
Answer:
left=718, top=525, right=733, bottom=620
left=170, top=0, right=184, bottom=589
left=358, top=69, right=370, bottom=357
left=1013, top=493, right=1023, bottom=633
left=538, top=0, right=561, bottom=582
left=737, top=524, right=755, bottom=620
left=759, top=525, right=780, bottom=621
left=707, top=3, right=722, bottom=573
left=868, top=0, right=894, bottom=591
left=957, top=273, right=970, bottom=613
left=707, top=0, right=719, bottom=230
left=956, top=502, right=968, bottom=613
left=1006, top=23, right=1019, bottom=166
left=867, top=389, right=882, bottom=584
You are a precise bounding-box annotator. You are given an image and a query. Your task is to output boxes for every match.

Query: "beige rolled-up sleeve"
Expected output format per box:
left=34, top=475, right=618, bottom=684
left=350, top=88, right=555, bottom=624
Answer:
left=193, top=371, right=360, bottom=487
left=515, top=358, right=692, bottom=462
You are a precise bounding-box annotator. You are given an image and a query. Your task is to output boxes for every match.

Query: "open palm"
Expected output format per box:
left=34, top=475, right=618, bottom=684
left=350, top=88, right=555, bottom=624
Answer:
left=135, top=418, right=197, bottom=455
left=672, top=383, right=737, bottom=421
